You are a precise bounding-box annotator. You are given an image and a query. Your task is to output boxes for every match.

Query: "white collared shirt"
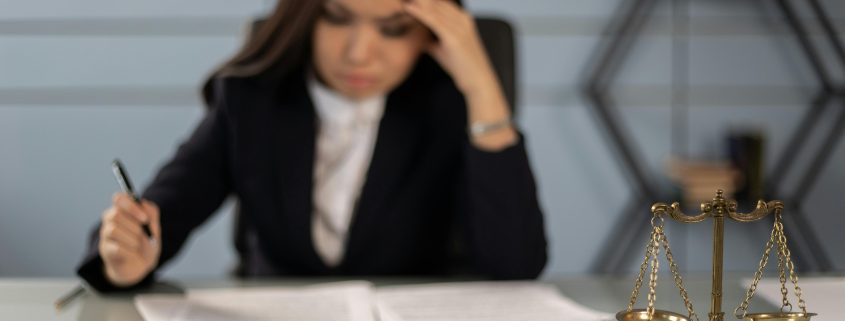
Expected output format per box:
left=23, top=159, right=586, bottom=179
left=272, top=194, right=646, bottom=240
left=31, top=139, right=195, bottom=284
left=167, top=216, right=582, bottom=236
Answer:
left=308, top=75, right=386, bottom=267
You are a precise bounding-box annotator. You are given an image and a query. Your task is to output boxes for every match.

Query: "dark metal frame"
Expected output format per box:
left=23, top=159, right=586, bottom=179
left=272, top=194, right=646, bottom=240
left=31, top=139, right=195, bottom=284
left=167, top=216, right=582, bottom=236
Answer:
left=583, top=0, right=844, bottom=274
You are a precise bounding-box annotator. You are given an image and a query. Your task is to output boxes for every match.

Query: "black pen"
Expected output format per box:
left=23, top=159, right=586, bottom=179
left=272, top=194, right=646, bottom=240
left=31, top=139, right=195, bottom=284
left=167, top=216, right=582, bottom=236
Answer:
left=111, top=159, right=153, bottom=239
left=54, top=284, right=86, bottom=311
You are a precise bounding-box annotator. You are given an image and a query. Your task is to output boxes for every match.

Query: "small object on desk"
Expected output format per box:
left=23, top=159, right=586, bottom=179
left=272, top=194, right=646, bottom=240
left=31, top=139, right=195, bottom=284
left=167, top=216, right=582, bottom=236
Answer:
left=727, top=129, right=765, bottom=202
left=111, top=159, right=153, bottom=239
left=53, top=284, right=85, bottom=311
left=666, top=157, right=739, bottom=206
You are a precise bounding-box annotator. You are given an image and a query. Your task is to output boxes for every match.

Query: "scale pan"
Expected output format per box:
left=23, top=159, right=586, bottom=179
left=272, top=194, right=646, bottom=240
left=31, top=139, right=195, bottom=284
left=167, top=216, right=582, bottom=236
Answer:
left=616, top=309, right=690, bottom=321
left=743, top=312, right=816, bottom=321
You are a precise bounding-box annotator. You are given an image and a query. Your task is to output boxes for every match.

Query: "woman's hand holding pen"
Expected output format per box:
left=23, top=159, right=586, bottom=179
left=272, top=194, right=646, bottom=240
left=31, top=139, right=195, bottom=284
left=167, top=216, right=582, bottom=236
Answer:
left=99, top=193, right=161, bottom=287
left=404, top=0, right=517, bottom=150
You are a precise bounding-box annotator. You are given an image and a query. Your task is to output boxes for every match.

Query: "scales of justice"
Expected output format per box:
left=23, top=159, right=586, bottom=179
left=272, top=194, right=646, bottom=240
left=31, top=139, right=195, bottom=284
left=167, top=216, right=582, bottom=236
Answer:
left=616, top=190, right=817, bottom=321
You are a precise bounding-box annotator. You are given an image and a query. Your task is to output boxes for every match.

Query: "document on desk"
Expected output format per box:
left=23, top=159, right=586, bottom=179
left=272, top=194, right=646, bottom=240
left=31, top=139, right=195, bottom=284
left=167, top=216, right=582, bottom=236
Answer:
left=744, top=277, right=845, bottom=321
left=375, top=282, right=613, bottom=321
left=135, top=281, right=375, bottom=321
left=135, top=281, right=613, bottom=321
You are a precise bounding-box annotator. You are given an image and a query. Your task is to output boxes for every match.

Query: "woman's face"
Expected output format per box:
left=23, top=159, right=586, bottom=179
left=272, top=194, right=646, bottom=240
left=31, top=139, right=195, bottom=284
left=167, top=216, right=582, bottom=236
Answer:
left=313, top=0, right=430, bottom=100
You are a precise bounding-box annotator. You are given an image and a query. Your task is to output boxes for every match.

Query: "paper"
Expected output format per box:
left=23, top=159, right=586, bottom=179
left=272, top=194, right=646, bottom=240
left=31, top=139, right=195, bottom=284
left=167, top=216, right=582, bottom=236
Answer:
left=135, top=281, right=375, bottom=321
left=742, top=277, right=845, bottom=321
left=135, top=281, right=615, bottom=321
left=375, top=281, right=613, bottom=321
left=135, top=295, right=188, bottom=321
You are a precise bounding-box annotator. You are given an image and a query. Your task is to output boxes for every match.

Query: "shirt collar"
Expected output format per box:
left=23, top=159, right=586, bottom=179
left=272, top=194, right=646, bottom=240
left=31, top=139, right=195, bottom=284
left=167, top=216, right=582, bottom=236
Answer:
left=307, top=72, right=386, bottom=127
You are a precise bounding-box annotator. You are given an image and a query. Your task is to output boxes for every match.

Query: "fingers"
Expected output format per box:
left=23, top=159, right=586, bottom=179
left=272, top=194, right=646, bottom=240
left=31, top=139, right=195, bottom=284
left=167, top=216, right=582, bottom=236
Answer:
left=404, top=0, right=450, bottom=39
left=100, top=239, right=129, bottom=263
left=101, top=240, right=148, bottom=286
left=99, top=196, right=162, bottom=262
left=99, top=205, right=160, bottom=281
left=100, top=230, right=145, bottom=264
left=102, top=206, right=145, bottom=238
left=113, top=193, right=149, bottom=224
left=430, top=0, right=472, bottom=28
left=405, top=0, right=472, bottom=39
left=101, top=221, right=143, bottom=251
left=98, top=196, right=161, bottom=287
left=111, top=193, right=161, bottom=242
left=140, top=200, right=162, bottom=242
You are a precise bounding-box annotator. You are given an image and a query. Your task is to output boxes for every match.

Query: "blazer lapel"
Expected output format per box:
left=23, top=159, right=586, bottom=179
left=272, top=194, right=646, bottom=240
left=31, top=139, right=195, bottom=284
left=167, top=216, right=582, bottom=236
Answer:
left=342, top=87, right=426, bottom=268
left=270, top=78, right=327, bottom=272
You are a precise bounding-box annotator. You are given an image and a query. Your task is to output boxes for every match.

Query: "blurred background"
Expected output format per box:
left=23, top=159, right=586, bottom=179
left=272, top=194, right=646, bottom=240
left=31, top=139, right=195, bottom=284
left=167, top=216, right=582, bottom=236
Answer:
left=1, top=0, right=844, bottom=279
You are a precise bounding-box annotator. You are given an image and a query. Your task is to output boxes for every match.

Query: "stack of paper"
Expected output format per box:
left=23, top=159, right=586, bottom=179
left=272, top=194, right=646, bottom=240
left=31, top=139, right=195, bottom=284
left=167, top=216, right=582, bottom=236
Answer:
left=135, top=281, right=613, bottom=321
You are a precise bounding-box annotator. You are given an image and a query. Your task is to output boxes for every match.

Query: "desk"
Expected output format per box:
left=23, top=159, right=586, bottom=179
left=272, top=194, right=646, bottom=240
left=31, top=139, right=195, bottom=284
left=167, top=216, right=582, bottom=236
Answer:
left=0, top=275, right=776, bottom=321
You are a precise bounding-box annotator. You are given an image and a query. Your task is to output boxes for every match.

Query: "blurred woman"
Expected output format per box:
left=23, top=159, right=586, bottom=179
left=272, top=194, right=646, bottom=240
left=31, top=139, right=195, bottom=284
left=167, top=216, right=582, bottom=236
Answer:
left=78, top=0, right=547, bottom=291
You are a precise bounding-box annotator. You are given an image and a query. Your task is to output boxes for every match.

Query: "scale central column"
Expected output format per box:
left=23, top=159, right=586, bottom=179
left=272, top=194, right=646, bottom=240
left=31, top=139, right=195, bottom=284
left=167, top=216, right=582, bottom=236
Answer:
left=710, top=207, right=725, bottom=321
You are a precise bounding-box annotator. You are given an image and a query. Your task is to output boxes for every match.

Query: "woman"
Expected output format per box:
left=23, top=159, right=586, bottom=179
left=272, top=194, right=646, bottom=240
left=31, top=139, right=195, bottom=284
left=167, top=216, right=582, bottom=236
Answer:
left=77, top=0, right=547, bottom=292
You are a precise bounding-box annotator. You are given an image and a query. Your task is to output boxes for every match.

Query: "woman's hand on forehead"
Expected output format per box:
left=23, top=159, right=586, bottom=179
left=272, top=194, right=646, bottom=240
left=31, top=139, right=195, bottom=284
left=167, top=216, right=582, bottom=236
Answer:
left=403, top=0, right=497, bottom=98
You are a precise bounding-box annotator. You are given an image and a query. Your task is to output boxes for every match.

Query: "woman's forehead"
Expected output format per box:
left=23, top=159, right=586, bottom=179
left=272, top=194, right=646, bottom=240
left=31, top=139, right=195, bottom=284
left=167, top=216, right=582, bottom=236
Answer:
left=325, top=0, right=410, bottom=20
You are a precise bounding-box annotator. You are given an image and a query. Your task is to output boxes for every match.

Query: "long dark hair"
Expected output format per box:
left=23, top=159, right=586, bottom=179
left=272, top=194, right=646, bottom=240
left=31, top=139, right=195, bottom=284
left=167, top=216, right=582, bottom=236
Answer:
left=201, top=0, right=323, bottom=106
left=202, top=0, right=463, bottom=107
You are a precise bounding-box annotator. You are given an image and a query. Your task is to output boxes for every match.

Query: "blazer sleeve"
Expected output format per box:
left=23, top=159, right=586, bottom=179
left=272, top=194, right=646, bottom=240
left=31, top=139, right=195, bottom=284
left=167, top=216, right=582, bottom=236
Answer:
left=461, top=135, right=549, bottom=280
left=76, top=79, right=234, bottom=292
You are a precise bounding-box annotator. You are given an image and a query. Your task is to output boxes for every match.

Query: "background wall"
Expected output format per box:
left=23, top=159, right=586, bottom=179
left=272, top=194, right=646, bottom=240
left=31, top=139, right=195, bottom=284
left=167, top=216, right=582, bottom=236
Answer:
left=1, top=0, right=843, bottom=279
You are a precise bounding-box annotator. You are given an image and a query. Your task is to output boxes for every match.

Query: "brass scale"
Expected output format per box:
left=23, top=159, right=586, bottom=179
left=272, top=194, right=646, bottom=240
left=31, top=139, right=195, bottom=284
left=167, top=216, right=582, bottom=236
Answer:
left=616, top=190, right=817, bottom=321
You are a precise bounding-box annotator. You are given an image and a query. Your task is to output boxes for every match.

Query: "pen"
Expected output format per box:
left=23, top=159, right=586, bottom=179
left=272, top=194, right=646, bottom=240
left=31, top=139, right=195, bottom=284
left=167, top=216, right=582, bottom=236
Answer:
left=54, top=284, right=85, bottom=311
left=111, top=159, right=153, bottom=239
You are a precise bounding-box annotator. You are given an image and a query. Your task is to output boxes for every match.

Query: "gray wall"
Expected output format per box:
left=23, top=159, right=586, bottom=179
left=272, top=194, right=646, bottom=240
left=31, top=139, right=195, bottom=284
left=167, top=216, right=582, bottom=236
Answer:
left=1, top=0, right=844, bottom=279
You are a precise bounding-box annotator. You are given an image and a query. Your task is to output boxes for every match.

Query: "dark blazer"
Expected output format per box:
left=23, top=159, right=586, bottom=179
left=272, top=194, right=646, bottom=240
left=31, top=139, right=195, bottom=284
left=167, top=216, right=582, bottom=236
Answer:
left=77, top=57, right=547, bottom=292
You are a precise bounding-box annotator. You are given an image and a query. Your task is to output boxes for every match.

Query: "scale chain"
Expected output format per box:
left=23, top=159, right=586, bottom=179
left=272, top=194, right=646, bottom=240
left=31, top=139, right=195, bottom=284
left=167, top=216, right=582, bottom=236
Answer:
left=647, top=229, right=661, bottom=318
left=625, top=211, right=701, bottom=321
left=658, top=226, right=699, bottom=321
left=735, top=209, right=810, bottom=318
left=777, top=233, right=791, bottom=313
left=627, top=228, right=658, bottom=311
left=774, top=210, right=808, bottom=313
left=734, top=220, right=777, bottom=319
